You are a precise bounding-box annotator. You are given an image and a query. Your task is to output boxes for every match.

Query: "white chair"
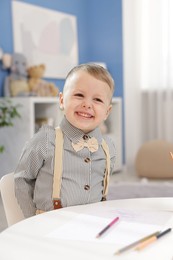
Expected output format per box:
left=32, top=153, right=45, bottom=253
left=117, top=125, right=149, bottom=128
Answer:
left=0, top=173, right=24, bottom=227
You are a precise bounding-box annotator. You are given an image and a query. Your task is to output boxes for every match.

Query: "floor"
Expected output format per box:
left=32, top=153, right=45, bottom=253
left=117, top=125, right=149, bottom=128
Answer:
left=1, top=166, right=173, bottom=232
left=111, top=165, right=173, bottom=184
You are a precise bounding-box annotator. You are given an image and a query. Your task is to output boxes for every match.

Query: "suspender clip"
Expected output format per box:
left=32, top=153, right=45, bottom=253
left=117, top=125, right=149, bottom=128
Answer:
left=53, top=198, right=62, bottom=209
left=101, top=196, right=107, bottom=201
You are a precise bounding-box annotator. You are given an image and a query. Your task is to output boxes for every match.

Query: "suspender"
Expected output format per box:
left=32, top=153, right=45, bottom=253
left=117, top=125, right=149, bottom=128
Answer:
left=52, top=127, right=63, bottom=209
left=101, top=139, right=111, bottom=201
left=52, top=127, right=110, bottom=209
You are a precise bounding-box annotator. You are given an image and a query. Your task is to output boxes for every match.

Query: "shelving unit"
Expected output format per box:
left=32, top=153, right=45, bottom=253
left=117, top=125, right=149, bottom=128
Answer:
left=0, top=97, right=63, bottom=177
left=0, top=97, right=122, bottom=177
left=106, top=97, right=122, bottom=172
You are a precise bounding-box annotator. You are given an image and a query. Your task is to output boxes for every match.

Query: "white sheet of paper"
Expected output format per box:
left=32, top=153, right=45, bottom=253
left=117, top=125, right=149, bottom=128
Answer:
left=85, top=206, right=173, bottom=226
left=47, top=213, right=166, bottom=246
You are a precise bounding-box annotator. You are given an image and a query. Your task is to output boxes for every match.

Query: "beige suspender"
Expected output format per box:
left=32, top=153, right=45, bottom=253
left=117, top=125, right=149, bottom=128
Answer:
left=52, top=127, right=111, bottom=209
left=101, top=139, right=111, bottom=200
left=52, top=127, right=63, bottom=209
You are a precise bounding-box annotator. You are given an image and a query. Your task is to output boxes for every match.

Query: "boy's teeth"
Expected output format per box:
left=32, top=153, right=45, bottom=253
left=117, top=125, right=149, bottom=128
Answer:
left=78, top=112, right=91, bottom=118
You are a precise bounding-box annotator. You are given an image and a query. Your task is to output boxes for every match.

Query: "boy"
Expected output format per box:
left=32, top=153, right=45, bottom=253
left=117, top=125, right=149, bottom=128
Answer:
left=14, top=63, right=116, bottom=218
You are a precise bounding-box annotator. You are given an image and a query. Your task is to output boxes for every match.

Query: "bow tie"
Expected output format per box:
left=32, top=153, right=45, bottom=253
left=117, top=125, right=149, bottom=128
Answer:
left=72, top=136, right=98, bottom=153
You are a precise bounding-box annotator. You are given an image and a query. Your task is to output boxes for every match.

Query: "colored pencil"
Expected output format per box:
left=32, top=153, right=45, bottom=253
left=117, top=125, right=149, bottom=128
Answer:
left=96, top=217, right=119, bottom=238
left=114, top=231, right=160, bottom=255
left=135, top=228, right=172, bottom=251
left=169, top=151, right=173, bottom=160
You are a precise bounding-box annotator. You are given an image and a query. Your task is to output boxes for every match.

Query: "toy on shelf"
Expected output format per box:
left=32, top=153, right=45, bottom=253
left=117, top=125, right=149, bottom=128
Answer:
left=2, top=51, right=59, bottom=97
left=3, top=53, right=30, bottom=97
left=27, top=64, right=59, bottom=97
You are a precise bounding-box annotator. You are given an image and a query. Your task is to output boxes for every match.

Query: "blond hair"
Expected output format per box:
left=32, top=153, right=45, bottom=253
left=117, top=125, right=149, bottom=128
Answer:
left=64, top=63, right=115, bottom=98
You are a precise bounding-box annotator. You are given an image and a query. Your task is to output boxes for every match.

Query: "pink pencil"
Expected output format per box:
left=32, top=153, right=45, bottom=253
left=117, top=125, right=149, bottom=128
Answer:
left=96, top=217, right=119, bottom=238
left=170, top=152, right=173, bottom=160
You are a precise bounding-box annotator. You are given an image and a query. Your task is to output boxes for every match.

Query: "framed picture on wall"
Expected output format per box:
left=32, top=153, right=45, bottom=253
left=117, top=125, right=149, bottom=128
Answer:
left=12, top=1, right=78, bottom=79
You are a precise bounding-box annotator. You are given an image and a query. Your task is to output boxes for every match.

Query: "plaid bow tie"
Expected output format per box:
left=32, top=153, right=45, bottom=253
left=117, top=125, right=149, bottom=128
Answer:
left=72, top=137, right=98, bottom=153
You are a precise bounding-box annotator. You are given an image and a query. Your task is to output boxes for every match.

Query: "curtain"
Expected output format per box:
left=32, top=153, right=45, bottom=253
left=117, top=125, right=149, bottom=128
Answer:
left=122, top=0, right=173, bottom=168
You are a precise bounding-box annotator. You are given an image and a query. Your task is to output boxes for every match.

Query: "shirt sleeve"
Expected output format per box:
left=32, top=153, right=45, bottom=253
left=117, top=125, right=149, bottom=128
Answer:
left=14, top=126, right=49, bottom=218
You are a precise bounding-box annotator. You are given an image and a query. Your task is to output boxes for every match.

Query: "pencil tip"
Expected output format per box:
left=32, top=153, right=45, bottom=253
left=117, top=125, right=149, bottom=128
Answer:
left=170, top=151, right=173, bottom=159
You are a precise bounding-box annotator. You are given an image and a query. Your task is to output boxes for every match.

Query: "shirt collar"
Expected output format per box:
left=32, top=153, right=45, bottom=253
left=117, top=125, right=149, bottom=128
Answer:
left=60, top=116, right=103, bottom=145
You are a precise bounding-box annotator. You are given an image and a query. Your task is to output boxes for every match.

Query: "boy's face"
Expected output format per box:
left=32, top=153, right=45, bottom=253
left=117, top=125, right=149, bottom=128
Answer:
left=59, top=71, right=112, bottom=133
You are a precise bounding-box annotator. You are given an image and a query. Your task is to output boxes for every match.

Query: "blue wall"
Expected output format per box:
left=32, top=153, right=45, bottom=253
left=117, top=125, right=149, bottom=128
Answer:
left=0, top=0, right=123, bottom=98
left=85, top=0, right=123, bottom=98
left=0, top=0, right=124, bottom=162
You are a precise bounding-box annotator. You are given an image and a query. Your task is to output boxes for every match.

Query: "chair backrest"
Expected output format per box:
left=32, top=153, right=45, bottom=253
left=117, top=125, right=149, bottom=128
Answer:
left=0, top=173, right=24, bottom=227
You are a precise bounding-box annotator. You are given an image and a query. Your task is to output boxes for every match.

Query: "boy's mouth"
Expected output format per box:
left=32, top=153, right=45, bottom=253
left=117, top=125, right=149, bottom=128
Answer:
left=76, top=112, right=93, bottom=118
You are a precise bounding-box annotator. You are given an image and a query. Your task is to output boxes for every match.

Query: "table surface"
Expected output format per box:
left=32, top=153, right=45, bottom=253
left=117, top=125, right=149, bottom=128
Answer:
left=0, top=198, right=173, bottom=260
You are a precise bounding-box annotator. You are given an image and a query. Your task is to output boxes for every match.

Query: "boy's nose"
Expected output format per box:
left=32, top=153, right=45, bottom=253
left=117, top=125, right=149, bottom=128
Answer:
left=82, top=100, right=91, bottom=109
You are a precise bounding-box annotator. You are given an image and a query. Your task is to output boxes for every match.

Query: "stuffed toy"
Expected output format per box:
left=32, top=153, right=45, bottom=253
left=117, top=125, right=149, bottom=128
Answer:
left=3, top=53, right=30, bottom=97
left=27, top=64, right=59, bottom=97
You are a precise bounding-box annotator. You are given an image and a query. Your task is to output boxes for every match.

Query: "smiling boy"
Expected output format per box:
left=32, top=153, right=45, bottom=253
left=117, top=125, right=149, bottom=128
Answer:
left=14, top=63, right=116, bottom=218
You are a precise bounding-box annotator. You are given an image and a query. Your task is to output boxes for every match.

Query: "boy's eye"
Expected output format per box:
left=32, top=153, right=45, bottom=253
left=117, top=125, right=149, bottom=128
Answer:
left=74, top=93, right=84, bottom=97
left=94, top=98, right=103, bottom=103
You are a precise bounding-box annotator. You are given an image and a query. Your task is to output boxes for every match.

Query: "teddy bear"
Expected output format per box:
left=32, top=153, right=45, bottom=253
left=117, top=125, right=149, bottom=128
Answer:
left=3, top=53, right=30, bottom=97
left=27, top=64, right=59, bottom=97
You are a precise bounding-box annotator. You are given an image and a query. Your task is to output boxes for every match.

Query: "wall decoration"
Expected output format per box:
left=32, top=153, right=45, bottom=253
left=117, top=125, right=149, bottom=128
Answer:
left=12, top=1, right=78, bottom=79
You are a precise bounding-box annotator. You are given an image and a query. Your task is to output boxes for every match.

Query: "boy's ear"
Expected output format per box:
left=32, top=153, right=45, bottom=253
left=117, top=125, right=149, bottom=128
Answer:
left=104, top=105, right=112, bottom=120
left=59, top=92, right=64, bottom=110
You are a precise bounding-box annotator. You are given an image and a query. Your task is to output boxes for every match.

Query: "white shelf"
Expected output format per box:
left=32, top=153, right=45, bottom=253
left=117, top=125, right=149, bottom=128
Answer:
left=0, top=97, right=122, bottom=176
left=0, top=97, right=63, bottom=177
left=104, top=97, right=122, bottom=172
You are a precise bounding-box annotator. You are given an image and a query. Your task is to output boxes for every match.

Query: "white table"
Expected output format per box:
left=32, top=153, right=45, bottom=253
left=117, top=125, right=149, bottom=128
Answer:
left=0, top=198, right=173, bottom=260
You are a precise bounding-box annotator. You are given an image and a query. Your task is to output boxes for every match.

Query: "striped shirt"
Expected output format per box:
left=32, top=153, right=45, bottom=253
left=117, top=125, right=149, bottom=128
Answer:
left=14, top=117, right=116, bottom=218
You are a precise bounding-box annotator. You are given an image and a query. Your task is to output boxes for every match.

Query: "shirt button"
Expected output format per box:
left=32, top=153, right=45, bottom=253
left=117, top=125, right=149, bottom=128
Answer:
left=83, top=134, right=89, bottom=140
left=84, top=157, right=91, bottom=163
left=84, top=184, right=90, bottom=190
